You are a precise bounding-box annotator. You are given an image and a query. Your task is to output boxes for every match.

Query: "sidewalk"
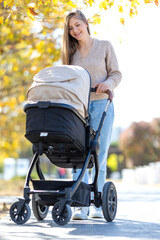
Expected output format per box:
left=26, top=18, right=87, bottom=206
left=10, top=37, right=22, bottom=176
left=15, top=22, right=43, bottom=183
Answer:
left=0, top=181, right=160, bottom=240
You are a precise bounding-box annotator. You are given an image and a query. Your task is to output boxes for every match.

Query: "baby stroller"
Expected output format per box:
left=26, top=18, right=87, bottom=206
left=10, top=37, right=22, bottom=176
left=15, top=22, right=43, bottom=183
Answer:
left=10, top=65, right=117, bottom=226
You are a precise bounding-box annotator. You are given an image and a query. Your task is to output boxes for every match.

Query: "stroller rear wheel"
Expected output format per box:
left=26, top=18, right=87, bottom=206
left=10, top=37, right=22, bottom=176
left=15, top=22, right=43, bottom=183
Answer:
left=102, top=181, right=117, bottom=222
left=10, top=201, right=31, bottom=225
left=52, top=201, right=72, bottom=226
left=32, top=194, right=49, bottom=220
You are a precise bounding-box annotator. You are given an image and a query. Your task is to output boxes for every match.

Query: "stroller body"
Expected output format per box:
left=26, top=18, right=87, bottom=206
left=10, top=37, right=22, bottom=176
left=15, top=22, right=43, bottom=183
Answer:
left=10, top=65, right=117, bottom=225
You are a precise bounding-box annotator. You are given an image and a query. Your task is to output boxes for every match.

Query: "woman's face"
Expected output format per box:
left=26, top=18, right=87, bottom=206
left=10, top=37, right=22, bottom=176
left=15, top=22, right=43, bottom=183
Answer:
left=68, top=16, right=89, bottom=41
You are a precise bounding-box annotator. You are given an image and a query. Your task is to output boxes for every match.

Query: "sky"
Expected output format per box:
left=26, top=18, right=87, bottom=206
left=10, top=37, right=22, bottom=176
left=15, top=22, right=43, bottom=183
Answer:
left=83, top=3, right=160, bottom=128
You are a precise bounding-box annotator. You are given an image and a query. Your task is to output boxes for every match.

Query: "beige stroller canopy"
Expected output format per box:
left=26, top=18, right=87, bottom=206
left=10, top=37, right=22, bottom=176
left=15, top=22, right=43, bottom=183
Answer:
left=27, top=65, right=91, bottom=118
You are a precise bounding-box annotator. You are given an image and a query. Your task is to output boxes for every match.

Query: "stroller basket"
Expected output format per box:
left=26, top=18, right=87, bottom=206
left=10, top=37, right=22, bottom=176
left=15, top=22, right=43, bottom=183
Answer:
left=32, top=180, right=91, bottom=207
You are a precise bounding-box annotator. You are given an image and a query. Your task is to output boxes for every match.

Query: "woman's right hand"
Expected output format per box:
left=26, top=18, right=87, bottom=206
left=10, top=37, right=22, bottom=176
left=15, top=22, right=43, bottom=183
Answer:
left=93, top=83, right=109, bottom=94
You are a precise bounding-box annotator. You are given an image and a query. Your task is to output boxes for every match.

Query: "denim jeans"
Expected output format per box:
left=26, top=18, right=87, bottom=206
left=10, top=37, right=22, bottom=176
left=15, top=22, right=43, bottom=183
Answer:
left=72, top=98, right=114, bottom=192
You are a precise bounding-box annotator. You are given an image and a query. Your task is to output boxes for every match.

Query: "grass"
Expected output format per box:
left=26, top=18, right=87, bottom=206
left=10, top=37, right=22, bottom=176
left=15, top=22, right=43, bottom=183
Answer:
left=0, top=179, right=25, bottom=220
left=0, top=179, right=24, bottom=196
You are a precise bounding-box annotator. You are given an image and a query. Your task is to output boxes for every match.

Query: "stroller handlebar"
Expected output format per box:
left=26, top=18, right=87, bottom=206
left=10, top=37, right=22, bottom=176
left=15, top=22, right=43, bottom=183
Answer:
left=90, top=88, right=113, bottom=102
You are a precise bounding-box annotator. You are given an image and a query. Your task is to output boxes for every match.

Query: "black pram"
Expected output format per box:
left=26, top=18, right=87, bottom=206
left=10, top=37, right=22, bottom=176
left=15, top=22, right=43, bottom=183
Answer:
left=10, top=65, right=117, bottom=225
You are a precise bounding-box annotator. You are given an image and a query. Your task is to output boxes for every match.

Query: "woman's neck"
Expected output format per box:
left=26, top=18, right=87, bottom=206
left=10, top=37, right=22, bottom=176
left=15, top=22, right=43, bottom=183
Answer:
left=78, top=36, right=93, bottom=49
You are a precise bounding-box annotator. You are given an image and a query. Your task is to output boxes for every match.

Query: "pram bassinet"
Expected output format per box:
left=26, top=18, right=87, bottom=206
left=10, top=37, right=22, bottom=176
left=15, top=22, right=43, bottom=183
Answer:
left=10, top=65, right=117, bottom=226
left=24, top=65, right=93, bottom=168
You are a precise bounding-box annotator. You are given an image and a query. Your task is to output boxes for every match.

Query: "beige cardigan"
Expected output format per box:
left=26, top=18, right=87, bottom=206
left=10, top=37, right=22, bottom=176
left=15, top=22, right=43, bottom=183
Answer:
left=71, top=38, right=122, bottom=101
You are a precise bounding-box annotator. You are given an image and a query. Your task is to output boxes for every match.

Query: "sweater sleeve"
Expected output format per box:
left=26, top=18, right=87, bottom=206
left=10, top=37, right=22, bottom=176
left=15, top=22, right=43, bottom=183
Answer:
left=104, top=41, right=122, bottom=91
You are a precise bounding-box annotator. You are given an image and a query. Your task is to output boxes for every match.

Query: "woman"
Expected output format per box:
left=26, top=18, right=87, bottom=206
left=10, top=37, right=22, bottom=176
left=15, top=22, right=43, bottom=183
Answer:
left=62, top=10, right=122, bottom=220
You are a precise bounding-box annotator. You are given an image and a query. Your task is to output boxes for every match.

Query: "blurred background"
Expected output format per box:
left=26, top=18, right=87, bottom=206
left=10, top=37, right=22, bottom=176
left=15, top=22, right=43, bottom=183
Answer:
left=0, top=0, right=160, bottom=197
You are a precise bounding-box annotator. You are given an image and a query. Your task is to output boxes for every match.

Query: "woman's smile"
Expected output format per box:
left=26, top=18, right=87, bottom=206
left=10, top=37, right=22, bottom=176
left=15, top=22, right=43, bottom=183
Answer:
left=74, top=31, right=82, bottom=38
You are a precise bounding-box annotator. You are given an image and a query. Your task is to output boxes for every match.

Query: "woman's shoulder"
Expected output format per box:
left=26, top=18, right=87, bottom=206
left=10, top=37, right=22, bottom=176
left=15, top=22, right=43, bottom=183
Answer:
left=94, top=38, right=112, bottom=47
left=94, top=38, right=114, bottom=53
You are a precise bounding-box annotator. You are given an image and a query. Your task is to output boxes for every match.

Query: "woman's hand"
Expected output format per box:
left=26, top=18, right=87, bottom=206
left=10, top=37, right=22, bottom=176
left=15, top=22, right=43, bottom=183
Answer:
left=93, top=83, right=109, bottom=94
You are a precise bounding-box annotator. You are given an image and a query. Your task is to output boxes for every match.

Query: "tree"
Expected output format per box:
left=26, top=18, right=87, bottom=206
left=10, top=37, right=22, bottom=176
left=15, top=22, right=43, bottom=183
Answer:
left=0, top=0, right=159, bottom=162
left=151, top=118, right=160, bottom=158
left=119, top=119, right=160, bottom=168
left=0, top=1, right=75, bottom=161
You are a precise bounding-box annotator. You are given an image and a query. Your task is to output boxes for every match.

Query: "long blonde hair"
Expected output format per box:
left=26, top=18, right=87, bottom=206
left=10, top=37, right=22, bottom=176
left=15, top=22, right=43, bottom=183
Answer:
left=62, top=10, right=90, bottom=65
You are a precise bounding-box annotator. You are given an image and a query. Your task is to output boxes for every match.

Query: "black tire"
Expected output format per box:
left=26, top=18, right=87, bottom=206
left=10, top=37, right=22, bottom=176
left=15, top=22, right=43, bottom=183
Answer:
left=10, top=201, right=31, bottom=225
left=52, top=202, right=72, bottom=226
left=32, top=194, right=49, bottom=220
left=102, top=181, right=117, bottom=222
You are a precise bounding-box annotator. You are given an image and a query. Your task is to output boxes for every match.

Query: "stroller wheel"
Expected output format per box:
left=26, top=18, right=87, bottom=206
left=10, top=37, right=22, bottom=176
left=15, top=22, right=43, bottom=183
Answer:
left=32, top=194, right=49, bottom=220
left=52, top=202, right=72, bottom=226
left=102, top=181, right=117, bottom=222
left=10, top=201, right=31, bottom=225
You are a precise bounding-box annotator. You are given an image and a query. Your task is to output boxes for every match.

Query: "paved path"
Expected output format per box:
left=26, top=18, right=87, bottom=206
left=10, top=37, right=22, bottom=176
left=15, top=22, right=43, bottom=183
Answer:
left=0, top=181, right=160, bottom=240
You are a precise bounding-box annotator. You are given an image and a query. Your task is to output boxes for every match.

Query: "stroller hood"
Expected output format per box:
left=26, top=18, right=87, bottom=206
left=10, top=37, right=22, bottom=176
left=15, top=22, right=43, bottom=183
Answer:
left=27, top=65, right=91, bottom=118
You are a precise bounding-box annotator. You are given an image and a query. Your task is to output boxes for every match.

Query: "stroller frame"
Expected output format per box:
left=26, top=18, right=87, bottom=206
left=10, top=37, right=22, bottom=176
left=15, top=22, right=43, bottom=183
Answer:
left=10, top=89, right=117, bottom=226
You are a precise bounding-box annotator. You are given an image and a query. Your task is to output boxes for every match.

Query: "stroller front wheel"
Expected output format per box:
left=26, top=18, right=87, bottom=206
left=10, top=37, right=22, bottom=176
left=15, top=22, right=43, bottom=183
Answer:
left=52, top=202, right=72, bottom=226
left=102, top=181, right=117, bottom=222
left=32, top=194, right=49, bottom=220
left=10, top=201, right=31, bottom=225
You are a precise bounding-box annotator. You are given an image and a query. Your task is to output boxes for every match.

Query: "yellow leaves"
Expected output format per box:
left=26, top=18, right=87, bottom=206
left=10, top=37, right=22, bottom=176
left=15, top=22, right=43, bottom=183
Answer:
left=99, top=0, right=109, bottom=10
left=154, top=0, right=159, bottom=6
left=18, top=95, right=25, bottom=103
left=3, top=0, right=14, bottom=8
left=47, top=47, right=52, bottom=53
left=52, top=0, right=59, bottom=4
left=36, top=41, right=45, bottom=51
left=65, top=1, right=77, bottom=8
left=89, top=14, right=101, bottom=25
left=0, top=16, right=3, bottom=24
left=1, top=26, right=10, bottom=35
left=3, top=76, right=9, bottom=87
left=43, top=0, right=51, bottom=5
left=99, top=0, right=114, bottom=10
left=13, top=65, right=18, bottom=71
left=27, top=9, right=35, bottom=20
left=118, top=6, right=123, bottom=13
left=21, top=28, right=30, bottom=36
left=9, top=97, right=17, bottom=109
left=144, top=0, right=152, bottom=3
left=85, top=0, right=95, bottom=7
left=118, top=1, right=140, bottom=24
left=147, top=0, right=159, bottom=6
left=120, top=17, right=125, bottom=25
left=129, top=7, right=138, bottom=17
left=27, top=6, right=39, bottom=20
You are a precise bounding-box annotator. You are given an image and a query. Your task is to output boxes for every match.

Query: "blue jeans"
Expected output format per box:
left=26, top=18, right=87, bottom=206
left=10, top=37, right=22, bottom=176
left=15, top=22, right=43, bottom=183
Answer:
left=72, top=99, right=114, bottom=192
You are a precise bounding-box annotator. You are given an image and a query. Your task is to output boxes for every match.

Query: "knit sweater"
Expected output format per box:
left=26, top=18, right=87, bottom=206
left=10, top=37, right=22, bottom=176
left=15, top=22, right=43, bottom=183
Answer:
left=71, top=38, right=122, bottom=101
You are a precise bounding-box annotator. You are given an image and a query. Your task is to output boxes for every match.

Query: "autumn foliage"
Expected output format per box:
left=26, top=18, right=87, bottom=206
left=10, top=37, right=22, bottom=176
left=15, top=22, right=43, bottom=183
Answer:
left=0, top=0, right=159, bottom=163
left=119, top=119, right=160, bottom=168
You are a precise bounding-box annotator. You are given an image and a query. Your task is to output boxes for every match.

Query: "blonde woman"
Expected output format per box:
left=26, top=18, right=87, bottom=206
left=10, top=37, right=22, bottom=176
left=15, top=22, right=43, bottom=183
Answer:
left=62, top=10, right=122, bottom=220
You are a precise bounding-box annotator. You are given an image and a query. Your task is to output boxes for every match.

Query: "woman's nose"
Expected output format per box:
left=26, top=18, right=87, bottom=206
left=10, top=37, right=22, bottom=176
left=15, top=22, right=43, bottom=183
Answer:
left=72, top=27, right=78, bottom=34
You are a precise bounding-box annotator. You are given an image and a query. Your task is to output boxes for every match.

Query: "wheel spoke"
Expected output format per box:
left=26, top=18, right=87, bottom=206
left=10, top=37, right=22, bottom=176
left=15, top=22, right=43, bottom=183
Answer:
left=109, top=190, right=115, bottom=200
left=52, top=202, right=71, bottom=225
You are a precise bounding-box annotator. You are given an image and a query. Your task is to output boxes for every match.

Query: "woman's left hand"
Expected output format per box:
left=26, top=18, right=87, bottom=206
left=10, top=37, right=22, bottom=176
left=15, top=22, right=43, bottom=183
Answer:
left=93, top=83, right=109, bottom=94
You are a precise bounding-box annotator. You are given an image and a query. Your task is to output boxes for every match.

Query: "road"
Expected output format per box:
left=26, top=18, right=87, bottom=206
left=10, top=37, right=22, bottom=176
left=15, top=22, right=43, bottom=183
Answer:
left=0, top=181, right=160, bottom=240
